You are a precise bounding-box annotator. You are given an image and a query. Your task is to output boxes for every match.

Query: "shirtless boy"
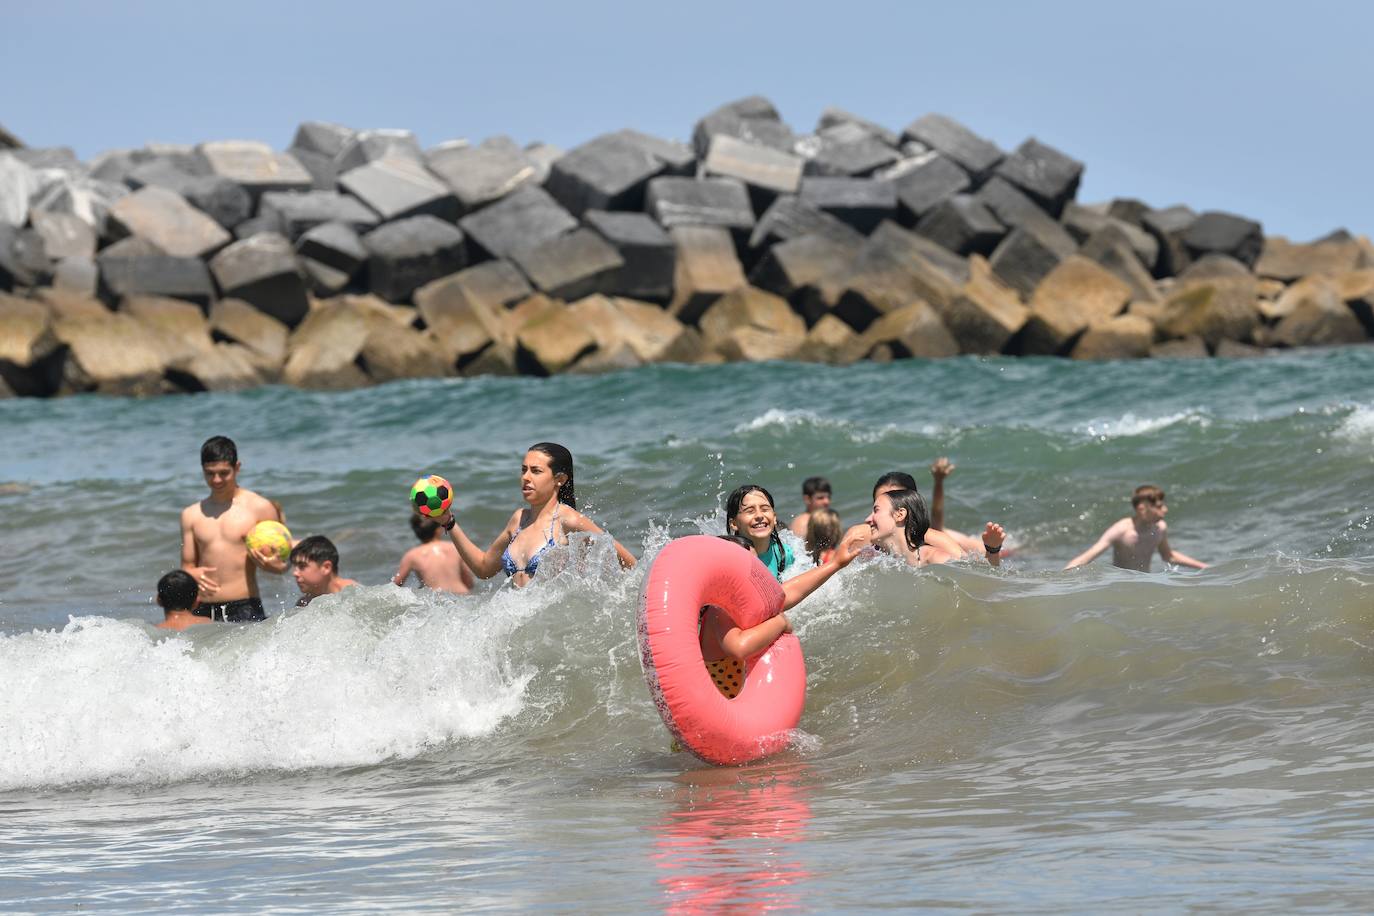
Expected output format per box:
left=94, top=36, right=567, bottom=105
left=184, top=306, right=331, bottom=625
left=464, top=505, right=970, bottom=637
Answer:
left=291, top=535, right=359, bottom=606
left=393, top=514, right=474, bottom=594
left=154, top=569, right=211, bottom=631
left=180, top=436, right=285, bottom=622
left=789, top=476, right=833, bottom=538
left=1065, top=485, right=1208, bottom=572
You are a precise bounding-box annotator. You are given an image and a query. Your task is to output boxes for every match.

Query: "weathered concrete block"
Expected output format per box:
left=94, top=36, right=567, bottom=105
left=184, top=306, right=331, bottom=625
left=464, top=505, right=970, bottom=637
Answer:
left=282, top=299, right=371, bottom=389
left=1070, top=314, right=1154, bottom=360
left=1179, top=253, right=1251, bottom=283
left=1019, top=255, right=1133, bottom=355
left=803, top=122, right=901, bottom=177
left=748, top=232, right=860, bottom=326
left=52, top=313, right=168, bottom=395
left=0, top=153, right=40, bottom=225
left=296, top=221, right=367, bottom=295
left=522, top=142, right=562, bottom=183
left=412, top=271, right=508, bottom=370
left=610, top=297, right=704, bottom=364
left=334, top=129, right=423, bottom=172
left=798, top=177, right=898, bottom=234
left=290, top=121, right=356, bottom=160
left=196, top=141, right=312, bottom=199
left=37, top=288, right=111, bottom=321
left=974, top=177, right=1078, bottom=252
left=164, top=342, right=263, bottom=392
left=126, top=159, right=254, bottom=230
left=0, top=224, right=51, bottom=290
left=106, top=186, right=231, bottom=259
left=901, top=114, right=1003, bottom=180
left=259, top=190, right=380, bottom=239
left=839, top=301, right=959, bottom=362
left=1155, top=277, right=1261, bottom=347
left=564, top=294, right=645, bottom=373
left=1255, top=236, right=1363, bottom=281
left=815, top=107, right=901, bottom=148
left=510, top=228, right=623, bottom=300
left=698, top=285, right=805, bottom=356
left=914, top=194, right=1005, bottom=255
left=748, top=195, right=864, bottom=250
left=1271, top=276, right=1367, bottom=347
left=692, top=96, right=795, bottom=158
left=795, top=313, right=858, bottom=363
left=233, top=214, right=283, bottom=240
left=515, top=300, right=597, bottom=375
left=209, top=298, right=289, bottom=374
left=1150, top=336, right=1209, bottom=358
left=52, top=255, right=99, bottom=297
left=702, top=135, right=803, bottom=208
left=584, top=210, right=676, bottom=301
left=209, top=233, right=309, bottom=325
left=458, top=186, right=577, bottom=261
left=338, top=156, right=458, bottom=223
left=834, top=222, right=962, bottom=331
left=988, top=225, right=1070, bottom=300
left=889, top=154, right=971, bottom=225
left=0, top=293, right=57, bottom=368
left=645, top=177, right=755, bottom=233
left=288, top=148, right=340, bottom=191
left=348, top=298, right=451, bottom=382
left=1061, top=202, right=1158, bottom=271
left=546, top=133, right=666, bottom=216
left=667, top=225, right=747, bottom=324
left=122, top=294, right=214, bottom=364
left=28, top=174, right=128, bottom=231
left=425, top=140, right=539, bottom=215
left=1080, top=223, right=1160, bottom=302
left=97, top=248, right=215, bottom=307
left=943, top=256, right=1029, bottom=354
left=993, top=138, right=1084, bottom=217
left=1183, top=210, right=1263, bottom=268
left=606, top=129, right=696, bottom=176
left=1141, top=205, right=1198, bottom=277
left=362, top=215, right=467, bottom=302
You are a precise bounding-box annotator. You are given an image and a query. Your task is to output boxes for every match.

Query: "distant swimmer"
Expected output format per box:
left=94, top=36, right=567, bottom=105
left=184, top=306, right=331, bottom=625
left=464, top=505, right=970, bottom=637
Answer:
left=1065, top=484, right=1208, bottom=572
left=436, top=442, right=637, bottom=588
left=865, top=488, right=1006, bottom=568
left=179, top=436, right=285, bottom=622
left=290, top=535, right=359, bottom=606
left=788, top=476, right=832, bottom=539
left=154, top=569, right=211, bottom=631
left=393, top=513, right=474, bottom=595
left=805, top=507, right=842, bottom=566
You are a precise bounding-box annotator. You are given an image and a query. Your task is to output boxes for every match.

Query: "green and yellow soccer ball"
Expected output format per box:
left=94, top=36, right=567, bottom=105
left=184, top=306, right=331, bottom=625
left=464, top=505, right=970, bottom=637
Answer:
left=410, top=474, right=453, bottom=519
left=245, top=520, right=293, bottom=563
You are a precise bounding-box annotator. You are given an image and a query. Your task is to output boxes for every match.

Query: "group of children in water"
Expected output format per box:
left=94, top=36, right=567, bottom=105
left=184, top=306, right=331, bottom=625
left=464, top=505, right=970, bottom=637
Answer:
left=157, top=437, right=1207, bottom=641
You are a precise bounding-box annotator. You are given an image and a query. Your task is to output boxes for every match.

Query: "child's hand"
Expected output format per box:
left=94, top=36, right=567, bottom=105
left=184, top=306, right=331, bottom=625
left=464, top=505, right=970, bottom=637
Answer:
left=833, top=528, right=868, bottom=567
left=188, top=566, right=219, bottom=599
left=931, top=457, right=955, bottom=480
left=435, top=509, right=455, bottom=529
left=981, top=522, right=1005, bottom=552
left=251, top=545, right=287, bottom=574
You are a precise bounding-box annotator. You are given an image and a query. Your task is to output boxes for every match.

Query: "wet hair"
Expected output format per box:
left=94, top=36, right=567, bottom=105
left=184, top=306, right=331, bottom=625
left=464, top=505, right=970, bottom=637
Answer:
left=724, top=484, right=790, bottom=573
left=201, top=435, right=238, bottom=466
left=872, top=471, right=918, bottom=499
left=802, top=476, right=832, bottom=497
left=528, top=442, right=576, bottom=509
left=805, top=508, right=842, bottom=564
left=881, top=488, right=930, bottom=551
left=1132, top=484, right=1165, bottom=508
left=410, top=513, right=440, bottom=542
left=289, top=535, right=340, bottom=571
left=718, top=534, right=755, bottom=551
left=157, top=569, right=198, bottom=611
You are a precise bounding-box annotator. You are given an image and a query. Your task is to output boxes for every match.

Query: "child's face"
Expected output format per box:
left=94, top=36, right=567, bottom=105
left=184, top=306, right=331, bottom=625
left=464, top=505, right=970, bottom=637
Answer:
left=865, top=495, right=901, bottom=540
left=731, top=492, right=777, bottom=541
left=292, top=558, right=333, bottom=596
left=1135, top=499, right=1167, bottom=524
left=804, top=490, right=832, bottom=512
left=202, top=461, right=239, bottom=495
left=520, top=451, right=565, bottom=504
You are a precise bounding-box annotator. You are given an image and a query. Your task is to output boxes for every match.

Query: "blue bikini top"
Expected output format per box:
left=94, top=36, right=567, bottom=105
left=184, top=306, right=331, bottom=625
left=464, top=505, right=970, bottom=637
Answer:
left=501, top=506, right=560, bottom=578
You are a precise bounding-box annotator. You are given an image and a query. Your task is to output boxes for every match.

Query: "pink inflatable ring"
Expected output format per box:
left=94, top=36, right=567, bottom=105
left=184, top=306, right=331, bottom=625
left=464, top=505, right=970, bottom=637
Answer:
left=638, top=535, right=807, bottom=765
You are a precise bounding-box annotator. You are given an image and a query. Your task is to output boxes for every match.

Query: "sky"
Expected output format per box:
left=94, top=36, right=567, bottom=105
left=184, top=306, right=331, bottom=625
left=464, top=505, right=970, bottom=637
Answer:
left=3, top=0, right=1371, bottom=242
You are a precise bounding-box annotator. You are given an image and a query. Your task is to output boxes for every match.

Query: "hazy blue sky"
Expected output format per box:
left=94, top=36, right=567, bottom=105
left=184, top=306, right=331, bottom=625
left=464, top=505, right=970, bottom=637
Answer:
left=4, top=0, right=1370, bottom=241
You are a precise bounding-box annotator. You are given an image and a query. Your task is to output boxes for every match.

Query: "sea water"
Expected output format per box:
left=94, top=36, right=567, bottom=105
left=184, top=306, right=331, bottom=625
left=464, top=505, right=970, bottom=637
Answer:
left=2, top=350, right=1373, bottom=911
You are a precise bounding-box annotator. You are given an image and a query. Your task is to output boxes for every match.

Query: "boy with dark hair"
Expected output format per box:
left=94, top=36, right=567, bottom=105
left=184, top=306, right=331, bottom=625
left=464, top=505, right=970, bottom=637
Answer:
left=393, top=514, right=474, bottom=594
left=788, top=476, right=833, bottom=538
left=1065, top=485, right=1208, bottom=572
left=179, top=435, right=285, bottom=622
left=290, top=535, right=359, bottom=606
left=155, top=569, right=211, bottom=631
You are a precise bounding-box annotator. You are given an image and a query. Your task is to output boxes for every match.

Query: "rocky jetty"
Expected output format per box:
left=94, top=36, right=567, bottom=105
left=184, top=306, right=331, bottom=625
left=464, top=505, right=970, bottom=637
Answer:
left=1, top=103, right=1371, bottom=397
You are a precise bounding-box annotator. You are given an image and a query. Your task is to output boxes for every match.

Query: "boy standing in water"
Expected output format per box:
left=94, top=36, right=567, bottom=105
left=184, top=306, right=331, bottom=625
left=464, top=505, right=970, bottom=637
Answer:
left=154, top=570, right=211, bottom=631
left=291, top=535, right=359, bottom=606
left=1065, top=485, right=1208, bottom=571
left=789, top=476, right=833, bottom=538
left=393, top=514, right=474, bottom=594
left=180, top=436, right=285, bottom=622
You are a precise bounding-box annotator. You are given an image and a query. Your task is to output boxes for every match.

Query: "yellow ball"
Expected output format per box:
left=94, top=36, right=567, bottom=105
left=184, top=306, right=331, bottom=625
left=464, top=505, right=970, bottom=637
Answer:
left=245, top=520, right=293, bottom=563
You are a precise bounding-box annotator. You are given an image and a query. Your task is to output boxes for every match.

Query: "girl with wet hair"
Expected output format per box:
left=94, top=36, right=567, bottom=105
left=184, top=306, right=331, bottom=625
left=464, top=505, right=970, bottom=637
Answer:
left=805, top=507, right=842, bottom=565
left=724, top=484, right=793, bottom=579
left=865, top=488, right=1004, bottom=568
left=436, top=442, right=636, bottom=587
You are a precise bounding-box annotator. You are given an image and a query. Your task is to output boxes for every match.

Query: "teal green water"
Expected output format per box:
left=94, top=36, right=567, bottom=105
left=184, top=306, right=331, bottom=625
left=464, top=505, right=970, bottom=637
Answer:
left=2, top=350, right=1373, bottom=910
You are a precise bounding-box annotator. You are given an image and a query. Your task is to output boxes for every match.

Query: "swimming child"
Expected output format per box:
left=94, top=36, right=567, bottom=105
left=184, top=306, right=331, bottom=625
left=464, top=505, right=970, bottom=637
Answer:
left=842, top=472, right=966, bottom=560
left=805, top=507, right=842, bottom=565
left=154, top=569, right=211, bottom=631
left=1065, top=484, right=1207, bottom=572
left=725, top=484, right=793, bottom=579
left=788, top=476, right=833, bottom=538
left=865, top=488, right=1006, bottom=568
left=290, top=535, right=359, bottom=606
left=436, top=442, right=636, bottom=588
left=393, top=513, right=475, bottom=594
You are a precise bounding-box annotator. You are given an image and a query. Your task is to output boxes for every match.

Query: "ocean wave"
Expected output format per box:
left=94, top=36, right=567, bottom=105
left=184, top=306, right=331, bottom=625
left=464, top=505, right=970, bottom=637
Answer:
left=733, top=408, right=939, bottom=443
left=1073, top=410, right=1211, bottom=440
left=1334, top=404, right=1374, bottom=442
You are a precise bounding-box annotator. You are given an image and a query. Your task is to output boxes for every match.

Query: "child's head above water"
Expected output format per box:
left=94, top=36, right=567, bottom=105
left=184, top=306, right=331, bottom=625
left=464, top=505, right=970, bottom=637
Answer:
left=410, top=512, right=441, bottom=543
left=872, top=471, right=918, bottom=500
left=1131, top=484, right=1165, bottom=508
left=156, top=569, right=198, bottom=612
left=806, top=508, right=842, bottom=561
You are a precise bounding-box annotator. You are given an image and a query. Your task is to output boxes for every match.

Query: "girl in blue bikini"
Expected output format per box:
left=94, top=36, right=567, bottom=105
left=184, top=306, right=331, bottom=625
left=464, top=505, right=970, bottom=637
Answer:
left=436, top=442, right=637, bottom=587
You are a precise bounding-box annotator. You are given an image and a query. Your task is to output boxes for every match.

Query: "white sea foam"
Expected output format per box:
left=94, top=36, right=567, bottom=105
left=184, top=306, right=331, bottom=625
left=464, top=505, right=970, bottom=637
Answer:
left=1334, top=404, right=1374, bottom=441
left=1076, top=410, right=1210, bottom=440
left=733, top=408, right=939, bottom=442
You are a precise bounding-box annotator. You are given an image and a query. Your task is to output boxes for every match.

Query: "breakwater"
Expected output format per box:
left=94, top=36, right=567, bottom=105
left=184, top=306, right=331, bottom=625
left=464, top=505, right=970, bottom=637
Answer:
left=0, top=98, right=1371, bottom=397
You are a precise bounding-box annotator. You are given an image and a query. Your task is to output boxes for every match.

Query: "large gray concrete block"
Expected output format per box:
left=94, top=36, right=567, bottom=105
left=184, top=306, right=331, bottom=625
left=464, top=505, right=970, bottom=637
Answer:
left=362, top=215, right=468, bottom=302
left=209, top=233, right=309, bottom=324
left=458, top=186, right=578, bottom=261
left=545, top=132, right=666, bottom=216
left=337, top=156, right=459, bottom=223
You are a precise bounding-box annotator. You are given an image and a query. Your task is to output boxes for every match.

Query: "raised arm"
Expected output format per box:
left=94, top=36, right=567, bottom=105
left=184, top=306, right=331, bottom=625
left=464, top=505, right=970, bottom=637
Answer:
left=562, top=509, right=637, bottom=570
left=930, top=457, right=954, bottom=532
left=438, top=509, right=514, bottom=580
left=981, top=522, right=1005, bottom=569
left=719, top=612, right=792, bottom=660
left=1065, top=522, right=1121, bottom=570
left=780, top=527, right=864, bottom=610
left=1159, top=534, right=1208, bottom=570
